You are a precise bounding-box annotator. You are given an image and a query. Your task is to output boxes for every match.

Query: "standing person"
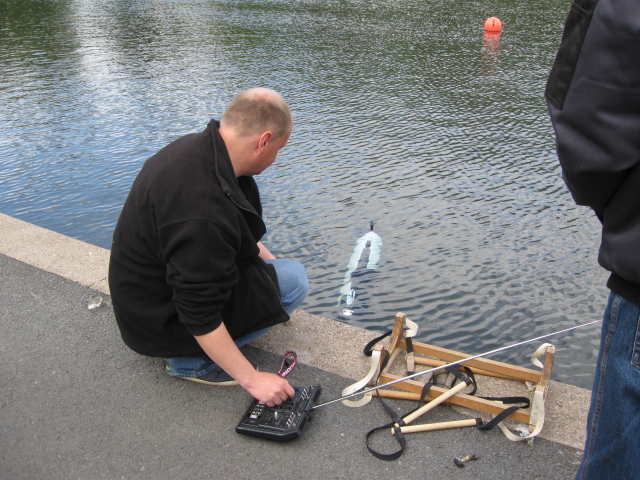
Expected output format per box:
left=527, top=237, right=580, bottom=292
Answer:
left=546, top=0, right=640, bottom=478
left=108, top=88, right=308, bottom=407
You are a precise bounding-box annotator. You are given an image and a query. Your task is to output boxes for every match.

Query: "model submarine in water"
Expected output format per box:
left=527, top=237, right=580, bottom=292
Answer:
left=338, top=222, right=382, bottom=317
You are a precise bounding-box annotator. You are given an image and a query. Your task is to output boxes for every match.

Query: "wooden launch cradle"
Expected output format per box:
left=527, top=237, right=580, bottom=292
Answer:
left=345, top=312, right=555, bottom=439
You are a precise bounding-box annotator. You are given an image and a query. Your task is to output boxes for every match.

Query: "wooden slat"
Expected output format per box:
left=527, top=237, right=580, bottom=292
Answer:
left=393, top=418, right=480, bottom=434
left=413, top=357, right=524, bottom=381
left=381, top=313, right=407, bottom=373
left=399, top=339, right=543, bottom=383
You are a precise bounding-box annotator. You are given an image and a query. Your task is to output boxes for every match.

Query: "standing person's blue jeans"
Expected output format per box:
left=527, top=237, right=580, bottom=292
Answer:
left=165, top=259, right=308, bottom=378
left=576, top=292, right=640, bottom=480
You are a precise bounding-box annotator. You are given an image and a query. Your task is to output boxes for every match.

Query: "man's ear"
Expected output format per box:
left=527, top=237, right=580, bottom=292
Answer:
left=257, top=131, right=273, bottom=153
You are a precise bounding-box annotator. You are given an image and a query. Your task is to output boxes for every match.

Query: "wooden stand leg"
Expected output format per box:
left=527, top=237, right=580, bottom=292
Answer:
left=393, top=418, right=481, bottom=435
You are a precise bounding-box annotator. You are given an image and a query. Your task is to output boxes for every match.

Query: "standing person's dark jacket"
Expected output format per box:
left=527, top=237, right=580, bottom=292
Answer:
left=108, top=120, right=289, bottom=358
left=546, top=0, right=640, bottom=304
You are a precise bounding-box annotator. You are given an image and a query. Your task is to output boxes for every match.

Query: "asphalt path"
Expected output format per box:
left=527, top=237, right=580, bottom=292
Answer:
left=0, top=254, right=582, bottom=479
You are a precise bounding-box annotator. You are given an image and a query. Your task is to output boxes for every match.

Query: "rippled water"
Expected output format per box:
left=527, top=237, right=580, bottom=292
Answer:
left=0, top=0, right=606, bottom=388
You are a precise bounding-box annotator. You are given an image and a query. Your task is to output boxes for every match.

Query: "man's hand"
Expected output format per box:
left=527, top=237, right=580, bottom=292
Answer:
left=241, top=371, right=295, bottom=406
left=194, top=323, right=294, bottom=406
left=257, top=241, right=276, bottom=260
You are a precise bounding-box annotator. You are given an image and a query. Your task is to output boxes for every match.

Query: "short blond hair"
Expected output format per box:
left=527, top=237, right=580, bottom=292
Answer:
left=221, top=88, right=292, bottom=139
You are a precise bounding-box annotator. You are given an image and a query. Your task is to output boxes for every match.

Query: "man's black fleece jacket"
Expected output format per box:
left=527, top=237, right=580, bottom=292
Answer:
left=108, top=120, right=288, bottom=358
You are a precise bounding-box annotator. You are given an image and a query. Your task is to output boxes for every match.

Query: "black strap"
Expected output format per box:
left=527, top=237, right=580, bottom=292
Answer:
left=405, top=337, right=414, bottom=355
left=363, top=330, right=392, bottom=356
left=366, top=368, right=476, bottom=460
left=446, top=365, right=478, bottom=396
left=363, top=329, right=406, bottom=460
left=405, top=337, right=415, bottom=374
left=365, top=396, right=407, bottom=461
left=476, top=396, right=531, bottom=431
left=363, top=327, right=415, bottom=359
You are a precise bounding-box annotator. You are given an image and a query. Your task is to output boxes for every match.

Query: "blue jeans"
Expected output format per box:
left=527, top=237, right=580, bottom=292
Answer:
left=575, top=292, right=640, bottom=480
left=165, top=259, right=308, bottom=378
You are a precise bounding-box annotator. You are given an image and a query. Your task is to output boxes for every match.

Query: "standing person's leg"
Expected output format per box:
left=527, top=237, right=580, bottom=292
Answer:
left=575, top=291, right=640, bottom=480
left=165, top=259, right=308, bottom=382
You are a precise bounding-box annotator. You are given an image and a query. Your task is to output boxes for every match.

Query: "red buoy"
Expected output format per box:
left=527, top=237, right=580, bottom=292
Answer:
left=484, top=17, right=502, bottom=32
